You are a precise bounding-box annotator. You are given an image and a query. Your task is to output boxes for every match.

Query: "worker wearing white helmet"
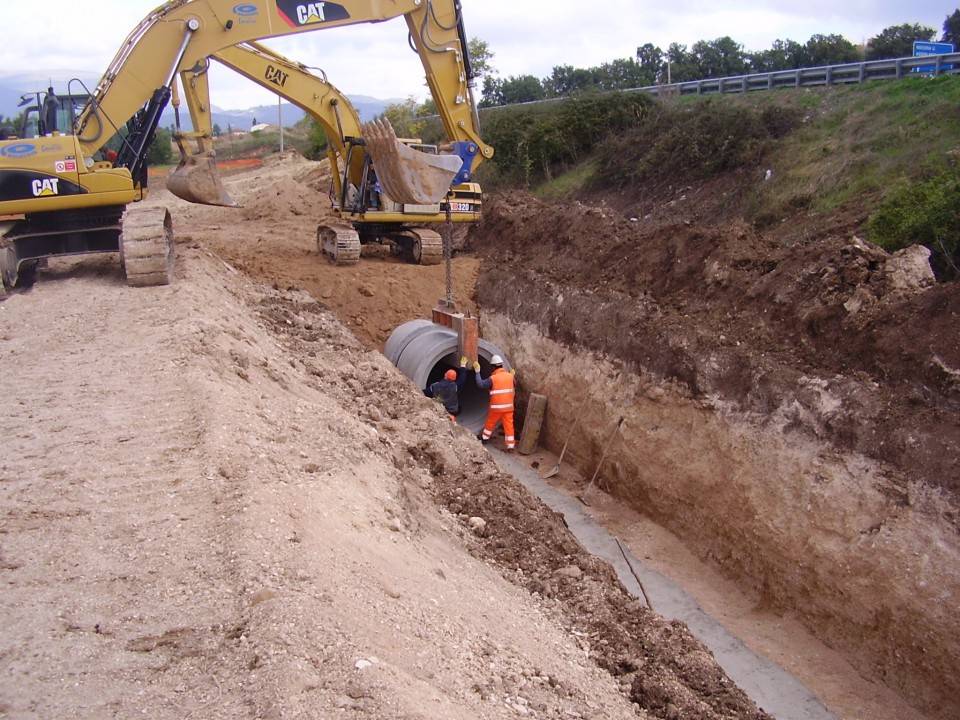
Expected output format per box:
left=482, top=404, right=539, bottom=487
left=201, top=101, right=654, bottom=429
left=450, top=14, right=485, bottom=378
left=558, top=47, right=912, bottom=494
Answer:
left=473, top=354, right=516, bottom=451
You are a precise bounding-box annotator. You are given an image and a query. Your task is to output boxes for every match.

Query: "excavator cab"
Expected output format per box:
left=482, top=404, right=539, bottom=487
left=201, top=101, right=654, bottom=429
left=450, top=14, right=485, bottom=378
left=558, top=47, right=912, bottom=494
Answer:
left=17, top=89, right=89, bottom=138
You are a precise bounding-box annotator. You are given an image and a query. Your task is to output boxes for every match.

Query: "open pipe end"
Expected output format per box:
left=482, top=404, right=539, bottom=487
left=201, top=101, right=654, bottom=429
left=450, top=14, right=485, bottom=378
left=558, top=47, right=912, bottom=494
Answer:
left=388, top=321, right=510, bottom=435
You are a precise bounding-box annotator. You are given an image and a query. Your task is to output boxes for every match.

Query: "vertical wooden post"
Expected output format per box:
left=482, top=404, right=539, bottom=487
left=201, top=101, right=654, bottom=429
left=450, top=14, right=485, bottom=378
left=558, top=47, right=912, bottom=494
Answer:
left=454, top=313, right=478, bottom=363
left=434, top=303, right=479, bottom=365
left=518, top=393, right=547, bottom=455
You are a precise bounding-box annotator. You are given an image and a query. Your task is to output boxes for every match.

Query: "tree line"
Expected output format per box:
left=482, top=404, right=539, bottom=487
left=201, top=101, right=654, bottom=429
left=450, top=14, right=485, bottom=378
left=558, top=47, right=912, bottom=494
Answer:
left=479, top=9, right=960, bottom=106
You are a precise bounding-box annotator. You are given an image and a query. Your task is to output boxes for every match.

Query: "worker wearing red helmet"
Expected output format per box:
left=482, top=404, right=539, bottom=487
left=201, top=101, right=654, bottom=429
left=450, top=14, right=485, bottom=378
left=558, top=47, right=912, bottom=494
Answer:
left=424, top=357, right=468, bottom=421
left=474, top=354, right=516, bottom=451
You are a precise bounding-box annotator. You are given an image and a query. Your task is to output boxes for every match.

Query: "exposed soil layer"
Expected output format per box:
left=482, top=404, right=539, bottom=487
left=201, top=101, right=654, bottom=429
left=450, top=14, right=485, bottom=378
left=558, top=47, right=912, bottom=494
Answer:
left=468, top=191, right=960, bottom=720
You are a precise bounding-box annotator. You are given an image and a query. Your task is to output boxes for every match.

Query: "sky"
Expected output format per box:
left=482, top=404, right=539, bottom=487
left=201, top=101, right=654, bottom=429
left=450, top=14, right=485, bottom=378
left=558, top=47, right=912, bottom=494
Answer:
left=0, top=1, right=955, bottom=111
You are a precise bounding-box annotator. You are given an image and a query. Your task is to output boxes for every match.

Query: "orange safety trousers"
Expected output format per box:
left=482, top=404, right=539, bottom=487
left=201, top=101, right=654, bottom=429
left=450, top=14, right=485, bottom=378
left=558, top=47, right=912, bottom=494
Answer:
left=481, top=369, right=515, bottom=449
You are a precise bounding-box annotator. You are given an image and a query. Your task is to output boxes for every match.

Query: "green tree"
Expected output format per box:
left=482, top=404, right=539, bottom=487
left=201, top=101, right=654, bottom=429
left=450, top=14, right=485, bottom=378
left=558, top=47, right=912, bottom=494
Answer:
left=304, top=118, right=329, bottom=161
left=664, top=43, right=700, bottom=82
left=382, top=96, right=424, bottom=138
left=750, top=38, right=805, bottom=71
left=691, top=37, right=749, bottom=78
left=866, top=23, right=936, bottom=60
left=943, top=9, right=960, bottom=46
left=803, top=33, right=862, bottom=66
left=499, top=74, right=546, bottom=104
left=636, top=43, right=667, bottom=84
left=596, top=58, right=653, bottom=90
left=544, top=65, right=600, bottom=97
left=146, top=126, right=173, bottom=165
left=480, top=75, right=505, bottom=107
left=467, top=37, right=495, bottom=80
left=212, top=123, right=223, bottom=138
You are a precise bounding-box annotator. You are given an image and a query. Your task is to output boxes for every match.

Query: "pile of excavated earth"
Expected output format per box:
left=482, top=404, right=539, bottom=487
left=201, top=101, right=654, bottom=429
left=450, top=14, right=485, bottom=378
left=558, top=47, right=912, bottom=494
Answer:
left=1, top=150, right=957, bottom=720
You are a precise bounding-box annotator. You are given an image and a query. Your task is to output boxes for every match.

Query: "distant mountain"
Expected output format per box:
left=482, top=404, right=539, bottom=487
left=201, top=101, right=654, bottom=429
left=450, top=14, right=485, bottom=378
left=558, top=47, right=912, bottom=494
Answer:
left=0, top=71, right=396, bottom=132
left=162, top=95, right=394, bottom=133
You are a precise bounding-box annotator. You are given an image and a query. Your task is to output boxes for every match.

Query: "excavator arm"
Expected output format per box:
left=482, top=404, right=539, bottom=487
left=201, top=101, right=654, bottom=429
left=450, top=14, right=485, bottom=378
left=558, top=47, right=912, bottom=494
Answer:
left=76, top=0, right=491, bottom=206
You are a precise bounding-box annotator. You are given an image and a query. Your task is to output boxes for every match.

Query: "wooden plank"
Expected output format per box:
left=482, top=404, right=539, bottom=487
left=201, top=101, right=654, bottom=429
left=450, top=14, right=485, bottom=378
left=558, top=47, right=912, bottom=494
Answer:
left=518, top=393, right=547, bottom=455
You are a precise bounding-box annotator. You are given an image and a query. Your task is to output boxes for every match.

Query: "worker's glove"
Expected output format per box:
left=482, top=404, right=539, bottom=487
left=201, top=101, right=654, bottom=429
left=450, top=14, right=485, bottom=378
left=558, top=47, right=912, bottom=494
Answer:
left=473, top=361, right=481, bottom=372
left=460, top=356, right=468, bottom=368
left=509, top=369, right=516, bottom=375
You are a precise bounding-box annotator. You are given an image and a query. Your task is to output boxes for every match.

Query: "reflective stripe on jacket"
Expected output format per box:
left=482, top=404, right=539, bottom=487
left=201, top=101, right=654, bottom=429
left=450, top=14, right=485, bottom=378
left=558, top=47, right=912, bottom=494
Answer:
left=488, top=368, right=515, bottom=410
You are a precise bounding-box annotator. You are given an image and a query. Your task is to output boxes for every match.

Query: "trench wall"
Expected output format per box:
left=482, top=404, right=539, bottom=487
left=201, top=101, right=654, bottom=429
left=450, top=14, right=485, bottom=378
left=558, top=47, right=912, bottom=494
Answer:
left=481, top=311, right=960, bottom=720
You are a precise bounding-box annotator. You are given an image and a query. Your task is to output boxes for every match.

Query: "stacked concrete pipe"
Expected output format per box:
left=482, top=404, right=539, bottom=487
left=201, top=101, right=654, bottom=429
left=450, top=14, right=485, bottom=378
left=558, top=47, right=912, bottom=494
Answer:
left=386, top=319, right=511, bottom=434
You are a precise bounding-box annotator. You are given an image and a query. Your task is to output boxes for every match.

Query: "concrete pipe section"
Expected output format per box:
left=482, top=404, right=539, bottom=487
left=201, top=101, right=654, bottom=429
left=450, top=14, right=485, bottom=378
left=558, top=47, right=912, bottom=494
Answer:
left=386, top=319, right=511, bottom=434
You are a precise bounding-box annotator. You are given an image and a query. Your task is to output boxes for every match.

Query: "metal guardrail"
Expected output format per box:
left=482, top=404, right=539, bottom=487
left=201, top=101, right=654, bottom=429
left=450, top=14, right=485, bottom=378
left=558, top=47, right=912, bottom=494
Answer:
left=638, top=52, right=960, bottom=98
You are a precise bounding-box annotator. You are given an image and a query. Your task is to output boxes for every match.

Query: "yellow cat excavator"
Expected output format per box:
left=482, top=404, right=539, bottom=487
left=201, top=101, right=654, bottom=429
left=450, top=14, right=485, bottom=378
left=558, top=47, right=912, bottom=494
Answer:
left=0, top=0, right=492, bottom=293
left=186, top=40, right=485, bottom=265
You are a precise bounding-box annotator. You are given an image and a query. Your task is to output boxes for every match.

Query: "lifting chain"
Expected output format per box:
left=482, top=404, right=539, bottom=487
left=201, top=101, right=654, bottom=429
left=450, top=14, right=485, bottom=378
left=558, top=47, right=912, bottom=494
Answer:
left=444, top=202, right=453, bottom=304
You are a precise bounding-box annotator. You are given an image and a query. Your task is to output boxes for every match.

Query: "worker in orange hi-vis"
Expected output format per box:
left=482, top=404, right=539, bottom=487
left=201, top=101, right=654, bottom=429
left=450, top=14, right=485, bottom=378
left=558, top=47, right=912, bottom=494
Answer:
left=474, top=355, right=516, bottom=451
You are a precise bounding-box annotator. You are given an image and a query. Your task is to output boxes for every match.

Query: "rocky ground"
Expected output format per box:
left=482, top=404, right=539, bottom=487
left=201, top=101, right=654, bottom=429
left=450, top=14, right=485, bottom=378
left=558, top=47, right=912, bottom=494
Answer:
left=2, top=150, right=958, bottom=720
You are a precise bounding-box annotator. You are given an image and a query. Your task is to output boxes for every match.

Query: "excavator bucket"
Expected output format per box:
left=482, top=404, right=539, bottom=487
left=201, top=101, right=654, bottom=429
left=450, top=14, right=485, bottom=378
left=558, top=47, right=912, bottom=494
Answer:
left=165, top=151, right=239, bottom=207
left=362, top=118, right=464, bottom=205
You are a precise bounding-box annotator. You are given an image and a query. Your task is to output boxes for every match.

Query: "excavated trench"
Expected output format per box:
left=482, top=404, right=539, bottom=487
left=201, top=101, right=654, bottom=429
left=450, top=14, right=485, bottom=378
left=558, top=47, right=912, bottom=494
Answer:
left=473, top=310, right=958, bottom=720
left=460, top=192, right=960, bottom=720
left=176, top=155, right=959, bottom=720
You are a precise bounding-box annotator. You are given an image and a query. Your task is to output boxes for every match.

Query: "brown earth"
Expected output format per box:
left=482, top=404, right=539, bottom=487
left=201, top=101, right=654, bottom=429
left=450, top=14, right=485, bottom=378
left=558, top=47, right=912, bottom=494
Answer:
left=1, top=150, right=958, bottom=720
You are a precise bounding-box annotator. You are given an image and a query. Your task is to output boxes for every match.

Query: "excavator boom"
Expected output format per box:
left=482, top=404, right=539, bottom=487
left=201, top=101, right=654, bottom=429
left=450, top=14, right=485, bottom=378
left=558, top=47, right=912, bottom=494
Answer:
left=75, top=0, right=491, bottom=206
left=0, top=0, right=493, bottom=291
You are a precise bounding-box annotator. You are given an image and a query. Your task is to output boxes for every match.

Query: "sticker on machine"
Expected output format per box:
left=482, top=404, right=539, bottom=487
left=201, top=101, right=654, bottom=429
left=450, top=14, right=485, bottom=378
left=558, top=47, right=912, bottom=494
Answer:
left=55, top=160, right=77, bottom=173
left=276, top=1, right=350, bottom=28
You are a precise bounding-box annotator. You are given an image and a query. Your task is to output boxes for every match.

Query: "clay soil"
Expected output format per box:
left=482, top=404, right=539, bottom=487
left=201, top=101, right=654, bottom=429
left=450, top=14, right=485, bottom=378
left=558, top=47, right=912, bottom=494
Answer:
left=1, top=151, right=958, bottom=719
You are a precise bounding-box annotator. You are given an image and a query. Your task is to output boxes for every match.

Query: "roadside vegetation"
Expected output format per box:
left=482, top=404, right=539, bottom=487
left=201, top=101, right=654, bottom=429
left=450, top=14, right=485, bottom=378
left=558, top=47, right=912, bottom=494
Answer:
left=466, top=75, right=960, bottom=279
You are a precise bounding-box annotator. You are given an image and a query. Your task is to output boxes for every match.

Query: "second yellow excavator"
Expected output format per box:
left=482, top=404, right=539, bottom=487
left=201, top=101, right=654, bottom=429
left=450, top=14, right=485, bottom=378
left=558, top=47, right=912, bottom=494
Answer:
left=182, top=40, right=487, bottom=265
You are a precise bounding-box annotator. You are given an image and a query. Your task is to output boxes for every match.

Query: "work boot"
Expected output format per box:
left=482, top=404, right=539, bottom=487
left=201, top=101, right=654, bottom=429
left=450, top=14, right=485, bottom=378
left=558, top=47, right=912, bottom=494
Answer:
left=477, top=434, right=490, bottom=444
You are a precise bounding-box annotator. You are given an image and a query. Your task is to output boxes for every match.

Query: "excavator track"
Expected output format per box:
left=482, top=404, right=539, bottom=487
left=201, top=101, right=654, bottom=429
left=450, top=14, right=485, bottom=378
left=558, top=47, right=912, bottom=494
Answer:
left=402, top=228, right=443, bottom=265
left=317, top=221, right=361, bottom=266
left=119, top=206, right=174, bottom=287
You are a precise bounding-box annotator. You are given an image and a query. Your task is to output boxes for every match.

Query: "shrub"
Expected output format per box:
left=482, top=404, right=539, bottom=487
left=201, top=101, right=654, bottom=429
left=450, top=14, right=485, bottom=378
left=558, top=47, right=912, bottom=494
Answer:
left=867, top=158, right=960, bottom=280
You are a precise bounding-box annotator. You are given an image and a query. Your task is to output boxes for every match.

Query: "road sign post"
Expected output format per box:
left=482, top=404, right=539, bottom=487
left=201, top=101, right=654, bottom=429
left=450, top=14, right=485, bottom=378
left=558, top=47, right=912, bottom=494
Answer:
left=914, top=41, right=955, bottom=73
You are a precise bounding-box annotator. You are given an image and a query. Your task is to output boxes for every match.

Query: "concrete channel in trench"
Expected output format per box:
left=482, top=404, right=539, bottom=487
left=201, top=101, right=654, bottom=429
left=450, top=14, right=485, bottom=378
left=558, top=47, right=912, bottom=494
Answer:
left=493, top=449, right=839, bottom=720
left=387, top=320, right=837, bottom=720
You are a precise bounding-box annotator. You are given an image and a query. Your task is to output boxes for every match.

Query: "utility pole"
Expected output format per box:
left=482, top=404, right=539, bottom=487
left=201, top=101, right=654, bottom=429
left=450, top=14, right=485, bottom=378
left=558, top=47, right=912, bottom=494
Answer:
left=278, top=96, right=284, bottom=152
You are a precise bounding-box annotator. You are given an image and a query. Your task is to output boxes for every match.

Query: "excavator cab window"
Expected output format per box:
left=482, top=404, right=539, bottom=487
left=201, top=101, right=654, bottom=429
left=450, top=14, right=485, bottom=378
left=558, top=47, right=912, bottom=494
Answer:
left=19, top=92, right=88, bottom=138
left=404, top=143, right=439, bottom=155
